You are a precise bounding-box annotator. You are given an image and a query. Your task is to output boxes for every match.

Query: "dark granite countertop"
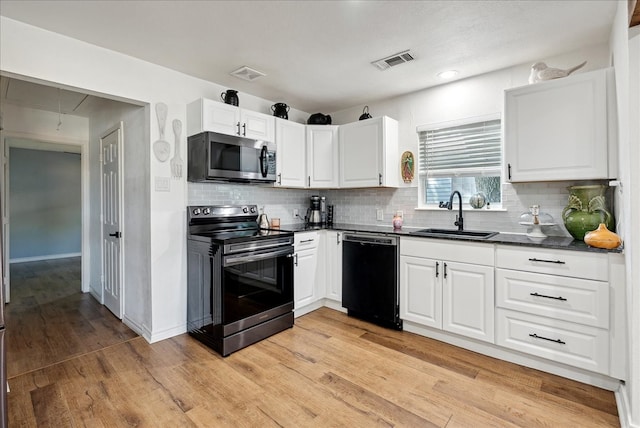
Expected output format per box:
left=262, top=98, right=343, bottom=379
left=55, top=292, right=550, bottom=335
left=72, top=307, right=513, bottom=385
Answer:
left=277, top=223, right=623, bottom=254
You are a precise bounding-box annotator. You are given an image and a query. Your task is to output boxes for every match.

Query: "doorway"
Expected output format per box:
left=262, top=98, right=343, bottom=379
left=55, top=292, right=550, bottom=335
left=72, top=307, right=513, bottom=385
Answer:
left=0, top=75, right=145, bottom=324
left=3, top=137, right=89, bottom=303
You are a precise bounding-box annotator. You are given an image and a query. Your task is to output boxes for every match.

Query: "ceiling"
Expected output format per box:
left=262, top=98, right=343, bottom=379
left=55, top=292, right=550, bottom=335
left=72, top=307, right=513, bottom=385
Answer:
left=0, top=0, right=623, bottom=114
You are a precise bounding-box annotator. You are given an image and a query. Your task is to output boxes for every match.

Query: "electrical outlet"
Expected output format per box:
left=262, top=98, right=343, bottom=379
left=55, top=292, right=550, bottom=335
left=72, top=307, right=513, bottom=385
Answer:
left=397, top=210, right=404, bottom=219
left=376, top=209, right=384, bottom=221
left=293, top=208, right=299, bottom=218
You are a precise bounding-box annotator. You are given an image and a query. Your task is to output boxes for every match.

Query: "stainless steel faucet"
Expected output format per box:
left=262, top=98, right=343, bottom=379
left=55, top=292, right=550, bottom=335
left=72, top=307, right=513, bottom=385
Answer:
left=448, top=190, right=464, bottom=231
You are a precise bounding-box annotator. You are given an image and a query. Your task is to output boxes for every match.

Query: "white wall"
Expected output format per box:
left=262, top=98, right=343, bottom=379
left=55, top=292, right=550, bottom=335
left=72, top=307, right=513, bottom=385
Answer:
left=610, top=0, right=640, bottom=424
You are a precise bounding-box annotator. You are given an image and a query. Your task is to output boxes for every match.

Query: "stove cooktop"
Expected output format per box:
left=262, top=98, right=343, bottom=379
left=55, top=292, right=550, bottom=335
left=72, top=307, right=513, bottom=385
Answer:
left=188, top=228, right=293, bottom=245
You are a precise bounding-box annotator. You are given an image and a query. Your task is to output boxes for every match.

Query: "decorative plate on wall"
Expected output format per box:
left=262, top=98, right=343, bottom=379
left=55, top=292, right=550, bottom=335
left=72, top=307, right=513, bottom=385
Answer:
left=401, top=151, right=414, bottom=183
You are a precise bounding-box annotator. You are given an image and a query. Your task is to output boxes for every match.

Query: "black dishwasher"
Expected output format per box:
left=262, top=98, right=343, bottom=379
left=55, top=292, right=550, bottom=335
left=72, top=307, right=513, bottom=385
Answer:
left=342, top=232, right=402, bottom=330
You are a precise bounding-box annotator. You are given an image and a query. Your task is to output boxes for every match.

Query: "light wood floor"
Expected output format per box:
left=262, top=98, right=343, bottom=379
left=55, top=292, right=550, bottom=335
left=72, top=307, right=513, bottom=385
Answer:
left=6, top=259, right=619, bottom=427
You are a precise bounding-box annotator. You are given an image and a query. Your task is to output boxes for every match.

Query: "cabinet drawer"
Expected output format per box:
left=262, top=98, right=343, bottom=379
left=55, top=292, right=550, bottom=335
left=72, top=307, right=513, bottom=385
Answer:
left=496, top=246, right=607, bottom=281
left=496, top=269, right=609, bottom=328
left=496, top=308, right=609, bottom=375
left=401, top=237, right=494, bottom=266
left=295, top=231, right=319, bottom=249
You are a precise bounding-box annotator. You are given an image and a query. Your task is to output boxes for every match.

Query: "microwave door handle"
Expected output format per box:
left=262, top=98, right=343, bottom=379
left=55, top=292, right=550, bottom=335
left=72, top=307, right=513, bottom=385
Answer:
left=259, top=146, right=268, bottom=177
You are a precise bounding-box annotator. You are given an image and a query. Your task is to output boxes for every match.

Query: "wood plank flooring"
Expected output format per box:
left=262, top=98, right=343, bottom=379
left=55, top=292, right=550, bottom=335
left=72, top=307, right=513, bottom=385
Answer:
left=6, top=259, right=620, bottom=427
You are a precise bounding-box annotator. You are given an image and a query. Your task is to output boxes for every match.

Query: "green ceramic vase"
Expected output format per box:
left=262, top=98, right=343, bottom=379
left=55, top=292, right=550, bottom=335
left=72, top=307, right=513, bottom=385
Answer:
left=562, top=185, right=614, bottom=241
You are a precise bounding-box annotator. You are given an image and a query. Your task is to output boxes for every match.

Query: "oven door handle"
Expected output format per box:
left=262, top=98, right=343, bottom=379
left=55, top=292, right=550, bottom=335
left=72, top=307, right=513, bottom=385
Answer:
left=223, top=246, right=294, bottom=267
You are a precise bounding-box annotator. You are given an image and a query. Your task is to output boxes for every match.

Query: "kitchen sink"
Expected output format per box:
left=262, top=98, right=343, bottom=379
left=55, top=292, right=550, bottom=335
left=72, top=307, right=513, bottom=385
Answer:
left=411, top=228, right=498, bottom=239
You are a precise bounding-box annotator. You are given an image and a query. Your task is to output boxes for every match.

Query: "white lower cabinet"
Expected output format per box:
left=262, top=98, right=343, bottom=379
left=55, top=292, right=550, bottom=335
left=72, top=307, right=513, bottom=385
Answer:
left=496, top=308, right=609, bottom=374
left=324, top=231, right=342, bottom=303
left=495, top=246, right=623, bottom=378
left=294, top=232, right=324, bottom=315
left=400, top=237, right=494, bottom=343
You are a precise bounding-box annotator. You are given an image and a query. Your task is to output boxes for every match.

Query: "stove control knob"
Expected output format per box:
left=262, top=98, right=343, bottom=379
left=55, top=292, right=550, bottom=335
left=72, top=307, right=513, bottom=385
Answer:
left=202, top=208, right=211, bottom=215
left=243, top=207, right=249, bottom=213
left=192, top=208, right=201, bottom=216
left=250, top=206, right=257, bottom=213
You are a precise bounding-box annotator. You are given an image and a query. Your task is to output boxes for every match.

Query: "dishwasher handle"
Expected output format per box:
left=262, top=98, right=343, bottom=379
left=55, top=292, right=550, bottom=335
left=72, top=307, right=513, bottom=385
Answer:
left=342, top=233, right=398, bottom=246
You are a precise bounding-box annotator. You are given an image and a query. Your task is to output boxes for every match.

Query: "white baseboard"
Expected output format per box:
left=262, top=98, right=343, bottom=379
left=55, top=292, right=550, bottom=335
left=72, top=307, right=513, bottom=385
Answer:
left=122, top=315, right=153, bottom=343
left=616, top=384, right=639, bottom=428
left=148, top=323, right=186, bottom=344
left=10, top=252, right=81, bottom=263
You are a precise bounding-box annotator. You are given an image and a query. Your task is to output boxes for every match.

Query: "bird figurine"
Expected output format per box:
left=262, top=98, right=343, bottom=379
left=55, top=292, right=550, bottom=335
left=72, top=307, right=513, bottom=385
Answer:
left=528, top=60, right=587, bottom=84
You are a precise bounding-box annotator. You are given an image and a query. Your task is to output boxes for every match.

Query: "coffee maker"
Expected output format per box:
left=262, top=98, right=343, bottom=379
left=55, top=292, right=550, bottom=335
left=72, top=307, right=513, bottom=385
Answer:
left=307, top=195, right=322, bottom=225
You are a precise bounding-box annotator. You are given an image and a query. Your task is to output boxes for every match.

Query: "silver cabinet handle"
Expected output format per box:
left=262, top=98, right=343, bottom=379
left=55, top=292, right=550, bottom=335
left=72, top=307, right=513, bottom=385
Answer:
left=443, top=262, right=448, bottom=279
left=378, top=173, right=382, bottom=185
left=277, top=173, right=282, bottom=185
left=236, top=122, right=241, bottom=135
left=300, top=239, right=315, bottom=243
left=435, top=262, right=439, bottom=278
left=336, top=233, right=341, bottom=245
left=528, top=258, right=565, bottom=264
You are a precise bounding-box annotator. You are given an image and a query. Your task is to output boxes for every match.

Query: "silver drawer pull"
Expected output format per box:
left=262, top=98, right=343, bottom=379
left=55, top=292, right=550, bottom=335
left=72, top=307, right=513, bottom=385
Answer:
left=529, top=333, right=566, bottom=345
left=530, top=292, right=567, bottom=301
left=528, top=258, right=565, bottom=264
left=299, top=239, right=315, bottom=243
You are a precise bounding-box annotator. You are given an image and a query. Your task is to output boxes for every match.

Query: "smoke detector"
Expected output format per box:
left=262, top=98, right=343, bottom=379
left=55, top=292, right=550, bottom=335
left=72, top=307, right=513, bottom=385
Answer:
left=230, top=66, right=266, bottom=82
left=371, top=50, right=415, bottom=71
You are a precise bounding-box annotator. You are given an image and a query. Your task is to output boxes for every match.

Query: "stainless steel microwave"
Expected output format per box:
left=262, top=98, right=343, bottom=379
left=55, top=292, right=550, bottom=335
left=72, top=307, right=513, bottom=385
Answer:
left=187, top=131, right=276, bottom=183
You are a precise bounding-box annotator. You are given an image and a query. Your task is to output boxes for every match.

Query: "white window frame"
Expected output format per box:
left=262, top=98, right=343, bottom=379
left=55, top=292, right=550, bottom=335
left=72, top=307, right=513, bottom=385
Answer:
left=416, top=113, right=502, bottom=210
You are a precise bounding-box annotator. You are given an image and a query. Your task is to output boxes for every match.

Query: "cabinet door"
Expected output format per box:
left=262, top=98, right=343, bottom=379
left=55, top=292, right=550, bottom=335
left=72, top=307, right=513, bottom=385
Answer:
left=241, top=109, right=275, bottom=142
left=442, top=261, right=494, bottom=343
left=307, top=125, right=339, bottom=188
left=294, top=247, right=318, bottom=310
left=504, top=69, right=609, bottom=182
left=399, top=255, right=441, bottom=328
left=339, top=119, right=383, bottom=187
left=325, top=231, right=342, bottom=302
left=202, top=100, right=241, bottom=136
left=275, top=119, right=306, bottom=187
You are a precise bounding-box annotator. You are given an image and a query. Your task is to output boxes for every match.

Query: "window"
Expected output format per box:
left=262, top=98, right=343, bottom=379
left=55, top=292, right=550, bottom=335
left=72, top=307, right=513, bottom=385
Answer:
left=417, top=115, right=502, bottom=208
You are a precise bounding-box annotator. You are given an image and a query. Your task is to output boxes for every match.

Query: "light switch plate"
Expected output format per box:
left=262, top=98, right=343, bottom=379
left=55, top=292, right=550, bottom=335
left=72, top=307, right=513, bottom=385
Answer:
left=376, top=209, right=384, bottom=221
left=155, top=176, right=170, bottom=192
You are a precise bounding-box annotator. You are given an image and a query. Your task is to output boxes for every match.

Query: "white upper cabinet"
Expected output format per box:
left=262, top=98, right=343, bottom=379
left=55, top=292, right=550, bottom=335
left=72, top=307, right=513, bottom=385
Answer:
left=504, top=68, right=617, bottom=182
left=186, top=98, right=275, bottom=142
left=339, top=116, right=399, bottom=188
left=307, top=125, right=339, bottom=188
left=242, top=109, right=275, bottom=142
left=275, top=119, right=307, bottom=187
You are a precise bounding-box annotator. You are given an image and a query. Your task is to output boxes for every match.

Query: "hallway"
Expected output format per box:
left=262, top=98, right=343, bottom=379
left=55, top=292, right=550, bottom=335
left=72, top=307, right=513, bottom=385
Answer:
left=5, top=257, right=137, bottom=378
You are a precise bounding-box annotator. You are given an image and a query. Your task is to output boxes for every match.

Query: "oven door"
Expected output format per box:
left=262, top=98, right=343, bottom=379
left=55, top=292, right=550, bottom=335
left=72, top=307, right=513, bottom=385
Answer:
left=207, top=132, right=276, bottom=182
left=220, top=245, right=294, bottom=335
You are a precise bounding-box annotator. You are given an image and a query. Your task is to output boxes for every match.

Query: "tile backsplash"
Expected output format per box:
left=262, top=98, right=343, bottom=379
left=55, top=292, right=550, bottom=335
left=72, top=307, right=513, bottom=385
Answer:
left=188, top=179, right=614, bottom=237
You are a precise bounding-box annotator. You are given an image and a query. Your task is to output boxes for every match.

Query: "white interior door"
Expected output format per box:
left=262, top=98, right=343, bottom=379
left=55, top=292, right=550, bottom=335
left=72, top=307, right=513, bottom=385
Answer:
left=101, top=124, right=124, bottom=318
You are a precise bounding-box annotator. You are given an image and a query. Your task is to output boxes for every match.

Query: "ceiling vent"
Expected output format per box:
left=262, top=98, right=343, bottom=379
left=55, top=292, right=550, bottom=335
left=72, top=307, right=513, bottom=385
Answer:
left=230, top=66, right=266, bottom=82
left=371, top=50, right=415, bottom=71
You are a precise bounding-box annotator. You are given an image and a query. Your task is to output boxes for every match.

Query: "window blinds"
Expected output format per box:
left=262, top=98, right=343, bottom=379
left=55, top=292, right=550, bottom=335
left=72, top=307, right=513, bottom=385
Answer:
left=418, top=119, right=501, bottom=176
